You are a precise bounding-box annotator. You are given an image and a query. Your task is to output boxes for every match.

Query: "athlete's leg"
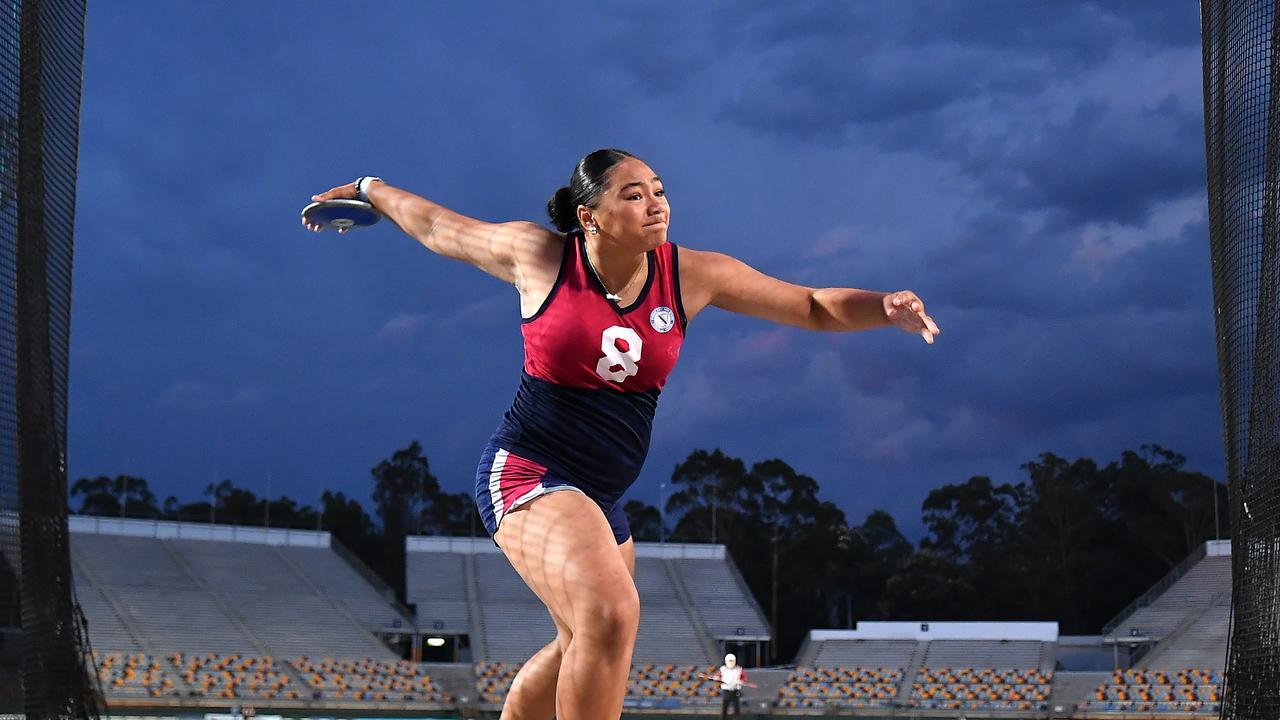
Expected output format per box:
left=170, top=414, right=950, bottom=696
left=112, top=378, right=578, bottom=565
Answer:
left=496, top=492, right=639, bottom=720
left=501, top=539, right=636, bottom=720
left=499, top=615, right=569, bottom=720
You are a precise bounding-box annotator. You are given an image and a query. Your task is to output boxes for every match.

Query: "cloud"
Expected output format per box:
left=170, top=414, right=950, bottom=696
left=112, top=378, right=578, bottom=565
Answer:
left=729, top=328, right=793, bottom=363
left=1072, top=194, right=1207, bottom=274
left=970, top=93, right=1205, bottom=227
left=377, top=312, right=429, bottom=342
left=713, top=3, right=1205, bottom=231
left=872, top=417, right=937, bottom=464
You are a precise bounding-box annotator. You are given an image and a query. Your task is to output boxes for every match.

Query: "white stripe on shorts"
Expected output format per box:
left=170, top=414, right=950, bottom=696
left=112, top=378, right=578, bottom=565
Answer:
left=488, top=448, right=509, bottom=524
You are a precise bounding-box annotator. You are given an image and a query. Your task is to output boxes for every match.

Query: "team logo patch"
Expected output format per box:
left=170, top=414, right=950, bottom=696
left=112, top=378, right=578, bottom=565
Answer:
left=650, top=306, right=676, bottom=333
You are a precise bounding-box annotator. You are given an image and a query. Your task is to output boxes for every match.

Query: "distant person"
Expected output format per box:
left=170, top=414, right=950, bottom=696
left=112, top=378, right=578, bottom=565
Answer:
left=714, top=653, right=748, bottom=719
left=307, top=149, right=939, bottom=720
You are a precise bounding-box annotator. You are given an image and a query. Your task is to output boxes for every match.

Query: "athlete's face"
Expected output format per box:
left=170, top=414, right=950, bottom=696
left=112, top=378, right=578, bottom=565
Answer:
left=584, top=157, right=669, bottom=251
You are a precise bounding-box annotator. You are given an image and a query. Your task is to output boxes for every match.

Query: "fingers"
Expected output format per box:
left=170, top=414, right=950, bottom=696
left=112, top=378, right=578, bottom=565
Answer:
left=915, top=312, right=940, bottom=344
left=303, top=182, right=360, bottom=232
left=891, top=292, right=923, bottom=311
left=311, top=182, right=359, bottom=203
left=889, top=290, right=940, bottom=344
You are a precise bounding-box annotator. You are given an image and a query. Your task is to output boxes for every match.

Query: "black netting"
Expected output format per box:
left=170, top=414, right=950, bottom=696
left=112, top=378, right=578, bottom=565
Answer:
left=3, top=0, right=97, bottom=716
left=1202, top=1, right=1280, bottom=718
left=1, top=0, right=25, bottom=710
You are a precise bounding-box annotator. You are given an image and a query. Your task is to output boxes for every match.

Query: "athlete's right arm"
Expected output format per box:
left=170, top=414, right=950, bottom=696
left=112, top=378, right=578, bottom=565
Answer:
left=308, top=180, right=558, bottom=288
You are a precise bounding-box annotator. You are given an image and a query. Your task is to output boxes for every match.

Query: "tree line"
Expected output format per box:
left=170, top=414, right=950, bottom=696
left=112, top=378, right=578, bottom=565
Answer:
left=70, top=442, right=1226, bottom=661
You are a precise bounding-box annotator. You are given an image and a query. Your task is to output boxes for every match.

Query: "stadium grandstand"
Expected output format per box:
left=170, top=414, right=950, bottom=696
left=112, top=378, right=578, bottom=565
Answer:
left=68, top=516, right=460, bottom=708
left=783, top=622, right=1057, bottom=712
left=1079, top=540, right=1229, bottom=716
left=59, top=517, right=1229, bottom=717
left=777, top=542, right=1229, bottom=717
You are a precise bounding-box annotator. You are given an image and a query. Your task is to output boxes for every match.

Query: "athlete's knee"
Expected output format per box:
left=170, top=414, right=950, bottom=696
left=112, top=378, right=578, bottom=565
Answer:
left=554, top=628, right=572, bottom=655
left=575, top=582, right=639, bottom=649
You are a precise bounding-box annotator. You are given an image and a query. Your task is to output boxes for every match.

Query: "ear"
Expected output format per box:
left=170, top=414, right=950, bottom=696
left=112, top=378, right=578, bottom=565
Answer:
left=576, top=205, right=594, bottom=231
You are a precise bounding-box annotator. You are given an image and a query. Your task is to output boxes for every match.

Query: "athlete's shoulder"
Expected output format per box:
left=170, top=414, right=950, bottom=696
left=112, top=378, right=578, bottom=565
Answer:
left=514, top=227, right=575, bottom=298
left=671, top=245, right=737, bottom=275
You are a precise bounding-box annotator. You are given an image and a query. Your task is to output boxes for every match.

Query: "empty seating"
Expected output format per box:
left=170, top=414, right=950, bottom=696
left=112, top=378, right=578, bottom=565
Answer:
left=224, top=592, right=389, bottom=658
left=1083, top=668, right=1222, bottom=714
left=632, top=558, right=707, bottom=664
left=1109, top=557, right=1231, bottom=641
left=108, top=586, right=259, bottom=654
left=476, top=661, right=720, bottom=706
left=94, top=653, right=453, bottom=703
left=291, top=656, right=451, bottom=703
left=671, top=559, right=769, bottom=639
left=776, top=667, right=904, bottom=709
left=76, top=587, right=143, bottom=653
left=1145, top=603, right=1230, bottom=671
left=475, top=660, right=520, bottom=704
left=73, top=534, right=191, bottom=588
left=910, top=667, right=1053, bottom=711
left=71, top=528, right=403, bottom=658
left=173, top=653, right=292, bottom=700
left=91, top=652, right=178, bottom=698
left=277, top=545, right=411, bottom=631
left=472, top=553, right=557, bottom=661
left=628, top=663, right=720, bottom=703
left=405, top=550, right=470, bottom=633
left=812, top=639, right=915, bottom=668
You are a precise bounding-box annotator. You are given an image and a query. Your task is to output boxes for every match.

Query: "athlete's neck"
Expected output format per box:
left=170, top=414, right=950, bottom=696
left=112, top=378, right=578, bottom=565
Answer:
left=584, top=236, right=647, bottom=300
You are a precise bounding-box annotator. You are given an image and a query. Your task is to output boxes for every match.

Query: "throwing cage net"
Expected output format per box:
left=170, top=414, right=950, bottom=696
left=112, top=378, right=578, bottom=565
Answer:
left=1, top=0, right=98, bottom=716
left=1202, top=0, right=1280, bottom=717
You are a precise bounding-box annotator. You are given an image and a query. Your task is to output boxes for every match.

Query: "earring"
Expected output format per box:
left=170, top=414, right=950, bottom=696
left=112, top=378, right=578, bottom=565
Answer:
left=589, top=226, right=599, bottom=235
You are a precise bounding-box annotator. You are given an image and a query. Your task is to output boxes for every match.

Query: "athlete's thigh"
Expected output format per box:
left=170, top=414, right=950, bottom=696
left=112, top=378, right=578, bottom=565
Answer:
left=496, top=490, right=636, bottom=628
left=619, top=537, right=636, bottom=578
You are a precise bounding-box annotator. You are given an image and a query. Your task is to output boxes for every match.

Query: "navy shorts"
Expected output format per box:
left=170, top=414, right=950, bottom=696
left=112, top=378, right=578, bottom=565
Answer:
left=473, top=443, right=631, bottom=545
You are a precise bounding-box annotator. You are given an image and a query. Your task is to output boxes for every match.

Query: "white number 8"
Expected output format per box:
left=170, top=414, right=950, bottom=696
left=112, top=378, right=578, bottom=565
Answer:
left=595, top=326, right=643, bottom=383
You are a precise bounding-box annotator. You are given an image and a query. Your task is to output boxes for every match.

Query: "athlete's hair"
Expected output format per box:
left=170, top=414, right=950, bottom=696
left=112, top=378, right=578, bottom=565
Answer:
left=546, top=148, right=637, bottom=233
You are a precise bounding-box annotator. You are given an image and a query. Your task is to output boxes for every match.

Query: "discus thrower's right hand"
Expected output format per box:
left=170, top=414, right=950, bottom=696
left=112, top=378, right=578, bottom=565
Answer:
left=303, top=181, right=359, bottom=233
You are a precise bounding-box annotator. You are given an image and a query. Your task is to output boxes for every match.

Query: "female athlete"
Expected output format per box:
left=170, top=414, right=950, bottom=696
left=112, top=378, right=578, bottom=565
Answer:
left=305, top=148, right=940, bottom=720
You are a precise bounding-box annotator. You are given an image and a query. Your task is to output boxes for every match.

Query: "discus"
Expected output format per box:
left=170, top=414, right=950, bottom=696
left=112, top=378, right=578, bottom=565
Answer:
left=301, top=199, right=381, bottom=231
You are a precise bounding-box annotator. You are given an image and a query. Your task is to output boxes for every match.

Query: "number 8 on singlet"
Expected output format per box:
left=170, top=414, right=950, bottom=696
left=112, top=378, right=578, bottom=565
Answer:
left=595, top=326, right=643, bottom=383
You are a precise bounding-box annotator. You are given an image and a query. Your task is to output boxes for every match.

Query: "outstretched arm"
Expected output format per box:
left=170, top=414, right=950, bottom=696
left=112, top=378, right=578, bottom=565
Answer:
left=306, top=180, right=558, bottom=289
left=679, top=248, right=940, bottom=342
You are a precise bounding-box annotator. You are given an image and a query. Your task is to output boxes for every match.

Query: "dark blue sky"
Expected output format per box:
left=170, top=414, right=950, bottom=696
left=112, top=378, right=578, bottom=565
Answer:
left=69, top=1, right=1216, bottom=538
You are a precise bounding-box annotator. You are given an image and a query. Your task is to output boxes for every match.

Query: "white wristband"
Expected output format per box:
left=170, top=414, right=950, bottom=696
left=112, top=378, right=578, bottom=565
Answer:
left=356, top=176, right=383, bottom=202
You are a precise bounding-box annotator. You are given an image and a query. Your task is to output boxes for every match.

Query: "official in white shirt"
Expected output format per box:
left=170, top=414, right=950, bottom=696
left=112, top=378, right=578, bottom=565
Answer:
left=714, top=653, right=747, bottom=719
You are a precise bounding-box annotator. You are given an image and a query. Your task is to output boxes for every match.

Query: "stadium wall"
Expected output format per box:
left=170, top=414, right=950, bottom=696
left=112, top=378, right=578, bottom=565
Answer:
left=812, top=621, right=1060, bottom=642
left=69, top=516, right=329, bottom=547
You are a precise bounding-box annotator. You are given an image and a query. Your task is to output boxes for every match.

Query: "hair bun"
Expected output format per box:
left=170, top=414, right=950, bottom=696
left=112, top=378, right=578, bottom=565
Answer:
left=546, top=186, right=578, bottom=233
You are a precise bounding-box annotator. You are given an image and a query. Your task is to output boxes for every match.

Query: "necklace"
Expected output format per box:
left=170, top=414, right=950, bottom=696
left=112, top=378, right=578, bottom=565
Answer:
left=584, top=245, right=645, bottom=302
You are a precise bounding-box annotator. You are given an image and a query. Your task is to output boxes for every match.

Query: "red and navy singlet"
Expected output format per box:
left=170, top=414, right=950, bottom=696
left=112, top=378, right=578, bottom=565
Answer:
left=474, top=230, right=687, bottom=539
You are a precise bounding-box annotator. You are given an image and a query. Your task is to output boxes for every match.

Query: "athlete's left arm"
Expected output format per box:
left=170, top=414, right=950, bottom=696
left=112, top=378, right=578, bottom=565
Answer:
left=679, top=248, right=940, bottom=343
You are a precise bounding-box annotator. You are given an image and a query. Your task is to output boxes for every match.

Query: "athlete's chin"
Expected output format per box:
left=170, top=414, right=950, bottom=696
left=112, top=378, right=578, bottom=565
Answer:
left=642, top=223, right=669, bottom=247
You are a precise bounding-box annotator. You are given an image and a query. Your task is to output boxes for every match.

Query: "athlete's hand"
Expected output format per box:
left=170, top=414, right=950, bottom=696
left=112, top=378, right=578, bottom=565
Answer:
left=302, top=182, right=359, bottom=233
left=883, top=290, right=940, bottom=344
